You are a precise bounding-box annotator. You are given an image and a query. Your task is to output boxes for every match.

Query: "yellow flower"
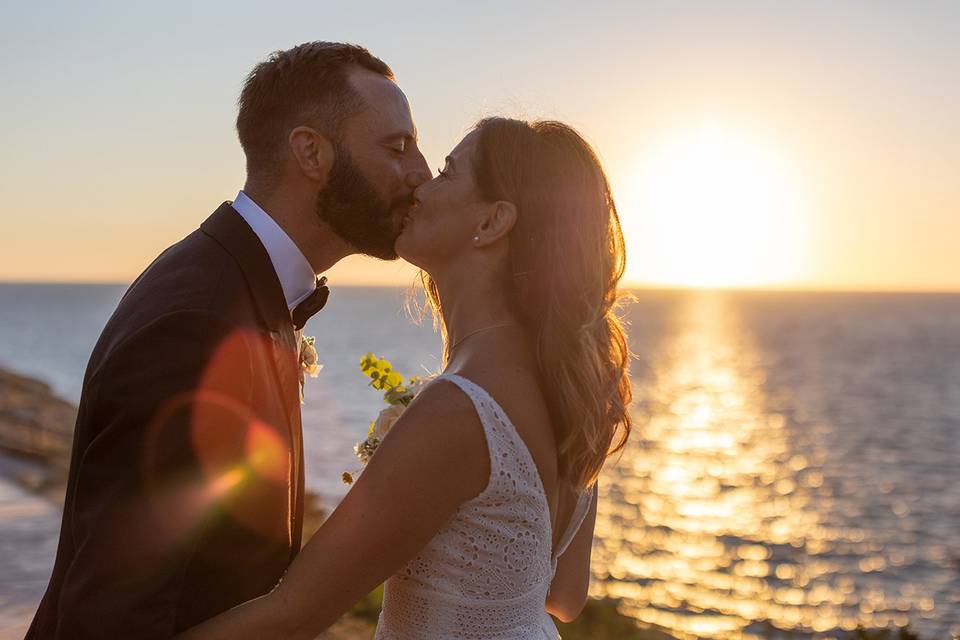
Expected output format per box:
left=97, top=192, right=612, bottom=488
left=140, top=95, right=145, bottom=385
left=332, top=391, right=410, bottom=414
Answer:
left=360, top=352, right=377, bottom=372
left=385, top=371, right=403, bottom=389
left=343, top=352, right=436, bottom=484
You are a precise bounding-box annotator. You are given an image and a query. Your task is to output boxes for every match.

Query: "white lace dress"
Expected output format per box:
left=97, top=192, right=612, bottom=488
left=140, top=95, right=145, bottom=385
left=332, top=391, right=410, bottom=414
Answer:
left=374, top=373, right=594, bottom=640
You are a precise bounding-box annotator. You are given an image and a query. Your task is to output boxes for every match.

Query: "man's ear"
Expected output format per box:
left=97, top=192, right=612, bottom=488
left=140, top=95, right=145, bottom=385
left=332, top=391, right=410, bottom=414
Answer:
left=474, top=200, right=518, bottom=247
left=288, top=126, right=335, bottom=186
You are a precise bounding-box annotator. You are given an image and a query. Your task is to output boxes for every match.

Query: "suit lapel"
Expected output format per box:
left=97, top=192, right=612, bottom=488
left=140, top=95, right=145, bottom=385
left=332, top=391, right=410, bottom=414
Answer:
left=200, top=203, right=290, bottom=334
left=200, top=204, right=301, bottom=413
left=200, top=202, right=303, bottom=543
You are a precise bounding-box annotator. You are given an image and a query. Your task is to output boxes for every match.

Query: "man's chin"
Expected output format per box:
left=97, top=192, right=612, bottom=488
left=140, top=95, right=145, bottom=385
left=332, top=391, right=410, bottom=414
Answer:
left=352, top=240, right=398, bottom=261
left=356, top=233, right=400, bottom=261
left=363, top=211, right=409, bottom=260
left=336, top=216, right=402, bottom=261
left=367, top=248, right=400, bottom=261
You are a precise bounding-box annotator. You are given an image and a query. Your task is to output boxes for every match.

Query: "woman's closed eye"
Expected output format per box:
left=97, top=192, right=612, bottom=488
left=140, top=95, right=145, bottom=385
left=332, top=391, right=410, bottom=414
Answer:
left=437, top=156, right=456, bottom=179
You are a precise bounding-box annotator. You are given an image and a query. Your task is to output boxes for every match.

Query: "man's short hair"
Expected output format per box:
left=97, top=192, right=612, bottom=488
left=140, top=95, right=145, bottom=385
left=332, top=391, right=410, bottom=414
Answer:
left=236, top=41, right=393, bottom=192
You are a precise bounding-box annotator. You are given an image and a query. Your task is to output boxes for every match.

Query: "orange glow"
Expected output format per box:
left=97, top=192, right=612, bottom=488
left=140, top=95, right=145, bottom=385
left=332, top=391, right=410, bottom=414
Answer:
left=209, top=466, right=248, bottom=497
left=617, top=126, right=809, bottom=289
left=137, top=328, right=294, bottom=551
left=245, top=418, right=289, bottom=484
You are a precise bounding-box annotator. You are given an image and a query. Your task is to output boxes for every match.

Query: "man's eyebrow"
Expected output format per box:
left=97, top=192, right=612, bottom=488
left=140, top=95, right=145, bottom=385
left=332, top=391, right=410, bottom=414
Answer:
left=380, top=129, right=417, bottom=144
left=445, top=156, right=456, bottom=171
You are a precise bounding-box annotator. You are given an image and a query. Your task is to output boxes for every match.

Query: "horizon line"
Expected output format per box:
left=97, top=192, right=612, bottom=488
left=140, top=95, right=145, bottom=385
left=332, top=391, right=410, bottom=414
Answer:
left=1, top=279, right=957, bottom=295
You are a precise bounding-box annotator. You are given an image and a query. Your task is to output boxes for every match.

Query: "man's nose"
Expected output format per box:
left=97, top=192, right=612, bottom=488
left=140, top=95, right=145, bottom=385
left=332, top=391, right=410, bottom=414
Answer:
left=406, top=151, right=432, bottom=188
left=412, top=182, right=427, bottom=206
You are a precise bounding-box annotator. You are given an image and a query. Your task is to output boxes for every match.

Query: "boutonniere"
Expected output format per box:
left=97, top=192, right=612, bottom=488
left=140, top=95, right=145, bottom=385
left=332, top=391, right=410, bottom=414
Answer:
left=341, top=352, right=434, bottom=484
left=298, top=335, right=322, bottom=403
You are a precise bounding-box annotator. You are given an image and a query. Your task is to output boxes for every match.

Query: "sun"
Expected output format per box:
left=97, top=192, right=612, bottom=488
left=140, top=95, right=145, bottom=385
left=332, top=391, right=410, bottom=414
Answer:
left=616, top=126, right=808, bottom=289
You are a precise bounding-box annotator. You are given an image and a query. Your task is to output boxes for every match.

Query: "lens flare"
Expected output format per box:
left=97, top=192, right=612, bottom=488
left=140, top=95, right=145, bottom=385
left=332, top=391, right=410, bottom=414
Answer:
left=139, top=328, right=296, bottom=559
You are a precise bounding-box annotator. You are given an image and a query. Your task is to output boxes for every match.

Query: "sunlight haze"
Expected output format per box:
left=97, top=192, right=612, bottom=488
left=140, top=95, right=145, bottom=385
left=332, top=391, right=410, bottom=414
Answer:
left=1, top=1, right=957, bottom=291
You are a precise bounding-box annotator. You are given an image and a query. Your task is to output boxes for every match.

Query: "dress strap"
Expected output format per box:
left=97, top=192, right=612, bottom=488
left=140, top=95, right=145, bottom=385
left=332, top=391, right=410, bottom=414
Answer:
left=553, top=485, right=595, bottom=560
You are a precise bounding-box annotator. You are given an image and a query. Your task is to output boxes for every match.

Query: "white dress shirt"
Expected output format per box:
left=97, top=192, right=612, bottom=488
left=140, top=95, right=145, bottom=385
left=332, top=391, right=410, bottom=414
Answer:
left=231, top=191, right=317, bottom=311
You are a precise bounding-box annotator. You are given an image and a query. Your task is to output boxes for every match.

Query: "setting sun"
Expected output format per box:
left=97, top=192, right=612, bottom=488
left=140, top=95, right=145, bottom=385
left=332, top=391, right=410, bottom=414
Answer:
left=617, top=126, right=809, bottom=289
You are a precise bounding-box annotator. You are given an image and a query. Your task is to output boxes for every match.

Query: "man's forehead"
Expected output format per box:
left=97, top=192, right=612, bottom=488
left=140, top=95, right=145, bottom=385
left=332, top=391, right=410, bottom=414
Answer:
left=347, top=69, right=414, bottom=135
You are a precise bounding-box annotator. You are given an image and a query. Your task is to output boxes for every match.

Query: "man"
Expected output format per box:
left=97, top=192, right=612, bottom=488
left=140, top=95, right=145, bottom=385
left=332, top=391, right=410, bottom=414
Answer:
left=27, top=41, right=430, bottom=639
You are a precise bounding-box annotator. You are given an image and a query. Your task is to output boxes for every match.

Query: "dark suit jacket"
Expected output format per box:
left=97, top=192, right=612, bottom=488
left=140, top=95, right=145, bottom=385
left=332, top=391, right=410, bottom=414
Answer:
left=26, top=203, right=307, bottom=639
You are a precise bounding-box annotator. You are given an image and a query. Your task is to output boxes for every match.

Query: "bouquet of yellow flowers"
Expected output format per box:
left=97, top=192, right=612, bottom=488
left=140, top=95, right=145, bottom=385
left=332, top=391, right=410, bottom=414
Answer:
left=342, top=352, right=432, bottom=484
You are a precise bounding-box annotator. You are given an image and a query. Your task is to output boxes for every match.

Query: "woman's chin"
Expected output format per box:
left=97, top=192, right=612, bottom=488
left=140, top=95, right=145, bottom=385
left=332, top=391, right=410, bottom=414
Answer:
left=394, top=233, right=423, bottom=268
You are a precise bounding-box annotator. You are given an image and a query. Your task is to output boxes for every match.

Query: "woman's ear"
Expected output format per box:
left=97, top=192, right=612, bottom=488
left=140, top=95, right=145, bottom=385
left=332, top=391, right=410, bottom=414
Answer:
left=288, top=126, right=335, bottom=186
left=474, top=200, right=518, bottom=247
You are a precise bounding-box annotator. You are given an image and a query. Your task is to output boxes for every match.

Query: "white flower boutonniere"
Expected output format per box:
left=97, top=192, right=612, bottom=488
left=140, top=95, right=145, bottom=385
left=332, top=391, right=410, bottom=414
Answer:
left=299, top=335, right=323, bottom=403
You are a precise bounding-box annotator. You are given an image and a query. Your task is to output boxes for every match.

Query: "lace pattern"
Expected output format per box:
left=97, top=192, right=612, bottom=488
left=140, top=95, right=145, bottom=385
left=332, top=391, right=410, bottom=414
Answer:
left=373, top=374, right=593, bottom=640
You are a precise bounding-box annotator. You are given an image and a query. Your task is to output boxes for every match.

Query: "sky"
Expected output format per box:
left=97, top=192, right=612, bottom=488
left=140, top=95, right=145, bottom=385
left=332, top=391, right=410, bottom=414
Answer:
left=1, top=1, right=957, bottom=291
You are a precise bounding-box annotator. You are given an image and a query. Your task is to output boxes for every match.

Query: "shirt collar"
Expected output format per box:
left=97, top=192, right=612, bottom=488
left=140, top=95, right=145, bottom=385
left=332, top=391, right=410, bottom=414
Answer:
left=231, top=191, right=317, bottom=311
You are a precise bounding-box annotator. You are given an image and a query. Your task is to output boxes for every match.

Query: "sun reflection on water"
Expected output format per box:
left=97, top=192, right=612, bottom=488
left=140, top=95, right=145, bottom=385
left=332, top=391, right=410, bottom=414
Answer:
left=592, top=292, right=924, bottom=638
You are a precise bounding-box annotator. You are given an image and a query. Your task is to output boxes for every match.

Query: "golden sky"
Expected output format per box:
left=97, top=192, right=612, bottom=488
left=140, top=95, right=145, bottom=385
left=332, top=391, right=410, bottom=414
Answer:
left=1, top=2, right=957, bottom=291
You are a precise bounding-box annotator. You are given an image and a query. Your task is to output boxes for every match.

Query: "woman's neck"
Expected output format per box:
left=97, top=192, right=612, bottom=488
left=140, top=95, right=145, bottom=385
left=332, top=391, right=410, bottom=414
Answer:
left=432, top=266, right=518, bottom=353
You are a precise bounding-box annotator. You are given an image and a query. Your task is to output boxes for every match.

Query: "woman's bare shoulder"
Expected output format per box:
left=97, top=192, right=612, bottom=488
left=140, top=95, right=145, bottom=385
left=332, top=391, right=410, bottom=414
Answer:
left=373, top=377, right=491, bottom=501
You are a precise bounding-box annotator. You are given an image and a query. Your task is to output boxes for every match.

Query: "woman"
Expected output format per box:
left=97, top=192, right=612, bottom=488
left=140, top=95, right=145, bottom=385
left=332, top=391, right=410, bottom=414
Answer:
left=178, top=117, right=632, bottom=639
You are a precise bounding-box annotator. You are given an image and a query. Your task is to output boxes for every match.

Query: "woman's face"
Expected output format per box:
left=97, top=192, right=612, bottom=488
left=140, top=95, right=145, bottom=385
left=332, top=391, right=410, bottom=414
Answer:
left=395, top=131, right=486, bottom=271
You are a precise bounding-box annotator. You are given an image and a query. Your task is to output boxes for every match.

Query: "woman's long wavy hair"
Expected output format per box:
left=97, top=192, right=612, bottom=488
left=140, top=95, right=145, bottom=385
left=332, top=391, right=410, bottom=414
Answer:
left=419, top=117, right=632, bottom=489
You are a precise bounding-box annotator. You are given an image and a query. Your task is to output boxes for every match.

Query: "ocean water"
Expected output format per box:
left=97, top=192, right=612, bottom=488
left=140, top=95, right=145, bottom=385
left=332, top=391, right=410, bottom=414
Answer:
left=0, top=283, right=957, bottom=638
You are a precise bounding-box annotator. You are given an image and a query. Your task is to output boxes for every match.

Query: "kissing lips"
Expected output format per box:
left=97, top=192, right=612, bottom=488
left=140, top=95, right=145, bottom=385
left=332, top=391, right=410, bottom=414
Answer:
left=396, top=201, right=418, bottom=233
left=399, top=210, right=413, bottom=233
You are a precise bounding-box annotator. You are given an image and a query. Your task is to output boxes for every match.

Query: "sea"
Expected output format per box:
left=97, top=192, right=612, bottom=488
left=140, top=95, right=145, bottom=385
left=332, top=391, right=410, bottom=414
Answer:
left=0, top=283, right=957, bottom=639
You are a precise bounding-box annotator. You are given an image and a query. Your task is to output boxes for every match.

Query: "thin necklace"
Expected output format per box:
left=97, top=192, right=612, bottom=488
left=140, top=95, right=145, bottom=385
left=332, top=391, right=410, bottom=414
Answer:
left=448, top=322, right=517, bottom=353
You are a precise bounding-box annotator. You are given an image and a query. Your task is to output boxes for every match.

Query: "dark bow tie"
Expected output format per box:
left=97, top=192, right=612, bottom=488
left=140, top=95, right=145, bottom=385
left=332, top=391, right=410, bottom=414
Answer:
left=292, top=276, right=329, bottom=330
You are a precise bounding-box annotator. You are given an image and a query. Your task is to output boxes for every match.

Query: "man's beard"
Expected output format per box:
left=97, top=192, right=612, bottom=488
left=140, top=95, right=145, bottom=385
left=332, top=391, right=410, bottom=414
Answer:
left=315, top=145, right=407, bottom=260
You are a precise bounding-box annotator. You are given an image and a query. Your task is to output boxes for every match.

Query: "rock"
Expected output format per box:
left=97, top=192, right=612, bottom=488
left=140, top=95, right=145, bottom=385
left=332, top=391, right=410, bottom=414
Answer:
left=0, top=368, right=76, bottom=467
